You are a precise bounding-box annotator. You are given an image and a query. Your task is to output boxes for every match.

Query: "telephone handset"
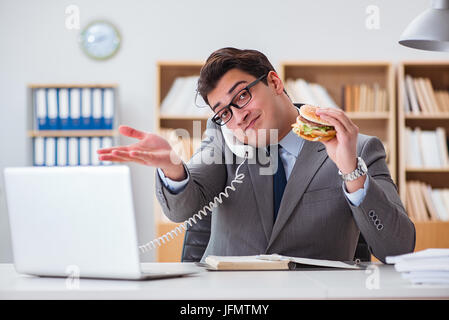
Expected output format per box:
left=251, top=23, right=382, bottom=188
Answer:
left=138, top=125, right=252, bottom=254
left=221, top=124, right=256, bottom=160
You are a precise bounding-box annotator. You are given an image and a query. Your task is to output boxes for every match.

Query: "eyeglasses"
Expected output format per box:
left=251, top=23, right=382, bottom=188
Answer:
left=195, top=73, right=268, bottom=126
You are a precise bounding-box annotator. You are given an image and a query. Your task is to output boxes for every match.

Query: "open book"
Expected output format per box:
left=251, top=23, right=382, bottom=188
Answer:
left=204, top=254, right=361, bottom=271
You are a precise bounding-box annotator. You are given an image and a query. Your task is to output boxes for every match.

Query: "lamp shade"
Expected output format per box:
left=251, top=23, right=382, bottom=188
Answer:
left=399, top=0, right=449, bottom=52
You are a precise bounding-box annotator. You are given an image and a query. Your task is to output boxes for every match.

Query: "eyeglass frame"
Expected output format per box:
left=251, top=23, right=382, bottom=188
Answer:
left=200, top=73, right=268, bottom=126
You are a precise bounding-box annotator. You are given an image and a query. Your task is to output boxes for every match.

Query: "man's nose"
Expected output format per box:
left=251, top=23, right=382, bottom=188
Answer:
left=233, top=107, right=249, bottom=127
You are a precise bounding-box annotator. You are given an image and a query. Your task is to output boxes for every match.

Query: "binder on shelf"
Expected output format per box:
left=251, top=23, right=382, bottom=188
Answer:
left=45, top=137, right=56, bottom=167
left=90, top=137, right=101, bottom=166
left=81, top=88, right=93, bottom=129
left=69, top=88, right=81, bottom=130
left=100, top=137, right=113, bottom=165
left=33, top=137, right=45, bottom=166
left=103, top=88, right=114, bottom=129
left=47, top=89, right=58, bottom=130
left=68, top=137, right=79, bottom=166
left=56, top=137, right=68, bottom=166
left=35, top=89, right=47, bottom=130
left=58, top=89, right=70, bottom=130
left=92, top=88, right=103, bottom=129
left=79, top=137, right=90, bottom=166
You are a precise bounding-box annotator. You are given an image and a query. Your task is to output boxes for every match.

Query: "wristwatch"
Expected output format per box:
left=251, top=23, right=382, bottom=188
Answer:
left=338, top=157, right=368, bottom=182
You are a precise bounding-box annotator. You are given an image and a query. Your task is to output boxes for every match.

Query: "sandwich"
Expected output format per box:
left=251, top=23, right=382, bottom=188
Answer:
left=291, top=105, right=336, bottom=142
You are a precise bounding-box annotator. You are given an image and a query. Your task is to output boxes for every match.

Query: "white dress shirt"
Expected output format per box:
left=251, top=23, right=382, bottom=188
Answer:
left=157, top=129, right=369, bottom=207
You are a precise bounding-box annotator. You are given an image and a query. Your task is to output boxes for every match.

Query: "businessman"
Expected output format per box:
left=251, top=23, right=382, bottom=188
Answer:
left=98, top=47, right=415, bottom=263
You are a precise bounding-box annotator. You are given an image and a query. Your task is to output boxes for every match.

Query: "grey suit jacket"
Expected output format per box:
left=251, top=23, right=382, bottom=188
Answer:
left=155, top=119, right=415, bottom=263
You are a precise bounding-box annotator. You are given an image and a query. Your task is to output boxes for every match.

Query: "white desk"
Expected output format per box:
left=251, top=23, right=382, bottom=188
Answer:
left=0, top=263, right=448, bottom=299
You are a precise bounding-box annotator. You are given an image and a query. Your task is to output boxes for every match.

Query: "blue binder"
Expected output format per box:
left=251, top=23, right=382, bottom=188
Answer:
left=47, top=89, right=58, bottom=130
left=81, top=88, right=93, bottom=129
left=69, top=88, right=82, bottom=130
left=58, top=89, right=70, bottom=130
left=35, top=89, right=48, bottom=130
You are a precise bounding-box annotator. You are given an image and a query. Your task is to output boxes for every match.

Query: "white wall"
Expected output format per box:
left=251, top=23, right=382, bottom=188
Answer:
left=0, top=0, right=447, bottom=262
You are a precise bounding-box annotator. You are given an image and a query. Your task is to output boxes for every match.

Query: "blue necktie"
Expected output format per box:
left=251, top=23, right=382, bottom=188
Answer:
left=273, top=145, right=287, bottom=223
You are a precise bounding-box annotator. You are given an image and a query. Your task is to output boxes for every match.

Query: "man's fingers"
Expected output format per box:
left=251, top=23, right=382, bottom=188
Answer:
left=97, top=145, right=130, bottom=154
left=119, top=125, right=146, bottom=140
left=317, top=108, right=355, bottom=133
left=98, top=152, right=146, bottom=165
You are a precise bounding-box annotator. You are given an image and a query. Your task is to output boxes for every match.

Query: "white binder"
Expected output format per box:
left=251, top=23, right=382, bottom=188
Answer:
left=79, top=137, right=90, bottom=166
left=101, top=137, right=113, bottom=165
left=33, top=137, right=45, bottom=166
left=90, top=137, right=101, bottom=166
left=58, top=89, right=69, bottom=129
left=81, top=88, right=92, bottom=129
left=92, top=88, right=102, bottom=129
left=68, top=137, right=79, bottom=166
left=47, top=89, right=58, bottom=129
left=103, top=88, right=114, bottom=129
left=70, top=88, right=81, bottom=129
left=35, top=89, right=47, bottom=130
left=45, top=137, right=56, bottom=166
left=56, top=137, right=68, bottom=166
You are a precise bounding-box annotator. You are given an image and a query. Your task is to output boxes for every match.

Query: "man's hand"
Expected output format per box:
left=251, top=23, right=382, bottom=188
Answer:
left=97, top=125, right=187, bottom=181
left=314, top=108, right=365, bottom=193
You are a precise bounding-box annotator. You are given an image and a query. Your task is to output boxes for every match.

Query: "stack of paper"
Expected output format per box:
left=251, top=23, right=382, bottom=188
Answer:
left=386, top=249, right=449, bottom=284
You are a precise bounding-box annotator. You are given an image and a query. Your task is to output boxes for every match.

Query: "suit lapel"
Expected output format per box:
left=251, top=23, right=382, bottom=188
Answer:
left=267, top=140, right=328, bottom=250
left=247, top=158, right=274, bottom=243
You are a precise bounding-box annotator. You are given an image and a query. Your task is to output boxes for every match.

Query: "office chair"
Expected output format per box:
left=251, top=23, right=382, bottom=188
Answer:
left=180, top=215, right=371, bottom=262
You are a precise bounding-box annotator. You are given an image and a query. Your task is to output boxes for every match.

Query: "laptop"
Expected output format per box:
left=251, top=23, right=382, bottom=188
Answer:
left=3, top=165, right=197, bottom=280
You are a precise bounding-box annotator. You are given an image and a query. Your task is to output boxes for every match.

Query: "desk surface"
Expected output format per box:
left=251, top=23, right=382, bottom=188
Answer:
left=1, top=263, right=448, bottom=299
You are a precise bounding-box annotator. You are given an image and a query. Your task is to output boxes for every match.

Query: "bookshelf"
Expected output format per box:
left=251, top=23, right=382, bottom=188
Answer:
left=280, top=61, right=396, bottom=183
left=155, top=61, right=211, bottom=262
left=397, top=62, right=449, bottom=251
left=27, top=83, right=119, bottom=167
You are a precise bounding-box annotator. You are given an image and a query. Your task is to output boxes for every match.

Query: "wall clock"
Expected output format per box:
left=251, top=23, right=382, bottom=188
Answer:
left=80, top=21, right=121, bottom=60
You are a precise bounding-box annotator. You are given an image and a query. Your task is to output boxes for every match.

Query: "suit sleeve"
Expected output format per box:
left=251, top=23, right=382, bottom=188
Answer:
left=155, top=120, right=228, bottom=223
left=347, top=136, right=416, bottom=263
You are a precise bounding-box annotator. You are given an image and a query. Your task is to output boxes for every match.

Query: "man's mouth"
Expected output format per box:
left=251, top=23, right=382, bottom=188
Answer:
left=245, top=115, right=261, bottom=132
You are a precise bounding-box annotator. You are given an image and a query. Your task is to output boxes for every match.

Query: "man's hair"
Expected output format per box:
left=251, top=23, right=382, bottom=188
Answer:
left=197, top=47, right=277, bottom=105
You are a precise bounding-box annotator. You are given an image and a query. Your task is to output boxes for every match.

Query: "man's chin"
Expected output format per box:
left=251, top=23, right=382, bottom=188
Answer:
left=239, top=128, right=280, bottom=148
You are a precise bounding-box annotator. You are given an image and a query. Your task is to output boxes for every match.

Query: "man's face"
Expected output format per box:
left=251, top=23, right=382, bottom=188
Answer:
left=207, top=69, right=279, bottom=147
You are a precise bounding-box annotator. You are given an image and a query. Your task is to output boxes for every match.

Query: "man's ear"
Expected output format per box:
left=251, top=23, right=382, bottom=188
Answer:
left=267, top=71, right=285, bottom=95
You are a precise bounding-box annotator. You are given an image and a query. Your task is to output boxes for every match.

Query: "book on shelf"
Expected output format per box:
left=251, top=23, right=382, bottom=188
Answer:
left=284, top=78, right=339, bottom=109
left=33, top=86, right=116, bottom=131
left=342, top=83, right=387, bottom=112
left=203, top=254, right=361, bottom=271
left=405, top=127, right=449, bottom=169
left=403, top=75, right=449, bottom=115
left=405, top=181, right=449, bottom=222
left=160, top=76, right=212, bottom=117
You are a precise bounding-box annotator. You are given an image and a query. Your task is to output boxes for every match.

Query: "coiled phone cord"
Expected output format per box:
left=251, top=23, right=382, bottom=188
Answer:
left=138, top=153, right=248, bottom=254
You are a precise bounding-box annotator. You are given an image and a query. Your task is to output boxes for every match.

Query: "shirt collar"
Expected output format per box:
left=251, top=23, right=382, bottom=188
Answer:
left=263, top=105, right=304, bottom=157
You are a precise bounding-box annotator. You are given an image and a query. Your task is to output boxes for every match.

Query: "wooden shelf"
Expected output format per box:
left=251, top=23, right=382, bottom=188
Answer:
left=154, top=61, right=205, bottom=262
left=159, top=115, right=210, bottom=120
left=406, top=168, right=449, bottom=172
left=280, top=61, right=396, bottom=183
left=397, top=61, right=449, bottom=251
left=398, top=61, right=449, bottom=201
left=28, top=130, right=118, bottom=137
left=414, top=221, right=449, bottom=251
left=405, top=113, right=449, bottom=119
left=28, top=83, right=118, bottom=89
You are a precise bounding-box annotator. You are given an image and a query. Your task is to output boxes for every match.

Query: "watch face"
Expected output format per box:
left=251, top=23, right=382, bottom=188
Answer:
left=80, top=21, right=121, bottom=60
